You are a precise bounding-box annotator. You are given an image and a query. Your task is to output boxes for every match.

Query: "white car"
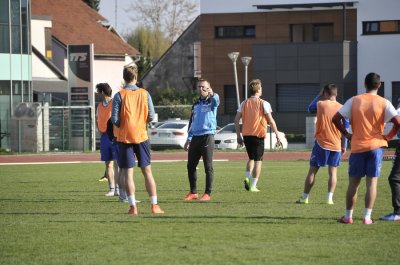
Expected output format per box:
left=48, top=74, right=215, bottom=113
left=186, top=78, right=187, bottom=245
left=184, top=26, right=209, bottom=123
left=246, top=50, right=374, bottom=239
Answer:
left=149, top=120, right=189, bottom=149
left=214, top=123, right=288, bottom=150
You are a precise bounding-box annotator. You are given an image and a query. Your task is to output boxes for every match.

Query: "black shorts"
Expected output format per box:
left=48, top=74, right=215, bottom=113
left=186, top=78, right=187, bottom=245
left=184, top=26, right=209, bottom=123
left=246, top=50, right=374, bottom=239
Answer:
left=243, top=136, right=265, bottom=161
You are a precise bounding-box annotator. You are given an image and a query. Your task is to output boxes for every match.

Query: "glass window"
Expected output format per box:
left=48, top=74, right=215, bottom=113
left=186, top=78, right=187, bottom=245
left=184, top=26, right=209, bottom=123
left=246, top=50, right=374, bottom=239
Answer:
left=290, top=23, right=333, bottom=43
left=13, top=81, right=21, bottom=95
left=11, top=25, right=21, bottom=53
left=392, top=82, right=400, bottom=107
left=363, top=20, right=400, bottom=35
left=0, top=0, right=10, bottom=53
left=21, top=0, right=29, bottom=54
left=224, top=85, right=237, bottom=114
left=11, top=0, right=21, bottom=54
left=0, top=81, right=11, bottom=95
left=277, top=84, right=320, bottom=112
left=215, top=26, right=256, bottom=39
left=158, top=123, right=187, bottom=129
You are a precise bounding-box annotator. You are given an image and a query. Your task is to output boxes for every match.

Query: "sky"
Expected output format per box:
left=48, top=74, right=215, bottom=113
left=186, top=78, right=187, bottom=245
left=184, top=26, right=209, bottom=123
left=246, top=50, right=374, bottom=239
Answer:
left=99, top=0, right=200, bottom=35
left=98, top=0, right=134, bottom=35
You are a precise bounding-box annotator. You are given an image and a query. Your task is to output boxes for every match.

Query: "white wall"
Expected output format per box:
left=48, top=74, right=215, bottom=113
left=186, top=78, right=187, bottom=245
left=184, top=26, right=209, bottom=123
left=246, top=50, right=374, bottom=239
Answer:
left=356, top=0, right=400, bottom=100
left=200, top=0, right=356, bottom=14
left=31, top=18, right=52, bottom=54
left=93, top=55, right=134, bottom=97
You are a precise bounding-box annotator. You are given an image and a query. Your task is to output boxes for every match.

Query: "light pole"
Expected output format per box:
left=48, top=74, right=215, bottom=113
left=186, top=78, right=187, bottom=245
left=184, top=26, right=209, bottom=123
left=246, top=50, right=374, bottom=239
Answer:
left=241, top=57, right=252, bottom=99
left=228, top=52, right=240, bottom=109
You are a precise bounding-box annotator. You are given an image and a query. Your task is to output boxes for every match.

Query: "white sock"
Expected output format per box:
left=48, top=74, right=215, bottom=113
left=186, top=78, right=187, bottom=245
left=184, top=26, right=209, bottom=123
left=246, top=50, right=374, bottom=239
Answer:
left=363, top=208, right=372, bottom=220
left=302, top=193, right=309, bottom=199
left=245, top=171, right=251, bottom=179
left=150, top=196, right=158, bottom=205
left=128, top=195, right=136, bottom=206
left=251, top=178, right=258, bottom=188
left=327, top=192, right=334, bottom=201
left=345, top=209, right=353, bottom=219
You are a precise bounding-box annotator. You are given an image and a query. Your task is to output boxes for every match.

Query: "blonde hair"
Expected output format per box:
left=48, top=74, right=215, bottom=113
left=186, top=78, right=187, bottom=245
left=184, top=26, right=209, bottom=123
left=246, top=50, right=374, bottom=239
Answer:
left=249, top=79, right=262, bottom=96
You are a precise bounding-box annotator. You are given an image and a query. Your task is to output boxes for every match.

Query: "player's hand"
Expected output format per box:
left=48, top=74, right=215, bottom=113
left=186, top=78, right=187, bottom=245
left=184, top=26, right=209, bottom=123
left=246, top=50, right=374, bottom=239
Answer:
left=345, top=133, right=352, bottom=141
left=237, top=136, right=244, bottom=147
left=184, top=140, right=190, bottom=151
left=341, top=147, right=346, bottom=156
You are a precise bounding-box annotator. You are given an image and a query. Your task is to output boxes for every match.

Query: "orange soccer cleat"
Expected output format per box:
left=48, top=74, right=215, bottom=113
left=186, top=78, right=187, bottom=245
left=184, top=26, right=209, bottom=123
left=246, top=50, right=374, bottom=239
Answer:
left=199, top=193, right=211, bottom=202
left=151, top=204, right=164, bottom=214
left=184, top=192, right=199, bottom=201
left=128, top=206, right=138, bottom=216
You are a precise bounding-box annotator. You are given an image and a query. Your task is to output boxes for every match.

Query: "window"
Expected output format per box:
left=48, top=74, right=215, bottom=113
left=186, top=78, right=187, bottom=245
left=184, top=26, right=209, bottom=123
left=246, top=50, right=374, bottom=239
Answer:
left=290, top=23, right=333, bottom=43
left=11, top=0, right=21, bottom=54
left=378, top=82, right=384, bottom=98
left=0, top=0, right=10, bottom=53
left=392, top=82, right=400, bottom=107
left=224, top=85, right=238, bottom=114
left=193, top=42, right=201, bottom=78
left=215, top=25, right=255, bottom=39
left=276, top=84, right=320, bottom=112
left=363, top=20, right=400, bottom=35
left=45, top=27, right=52, bottom=59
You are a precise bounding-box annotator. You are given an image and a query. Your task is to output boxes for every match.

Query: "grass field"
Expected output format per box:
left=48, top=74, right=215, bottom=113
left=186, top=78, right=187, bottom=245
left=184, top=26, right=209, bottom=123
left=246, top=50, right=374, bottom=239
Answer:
left=0, top=159, right=399, bottom=265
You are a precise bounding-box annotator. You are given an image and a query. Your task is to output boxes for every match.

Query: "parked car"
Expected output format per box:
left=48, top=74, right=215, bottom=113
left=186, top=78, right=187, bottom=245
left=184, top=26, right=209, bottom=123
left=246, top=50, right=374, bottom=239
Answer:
left=149, top=120, right=189, bottom=149
left=214, top=123, right=288, bottom=150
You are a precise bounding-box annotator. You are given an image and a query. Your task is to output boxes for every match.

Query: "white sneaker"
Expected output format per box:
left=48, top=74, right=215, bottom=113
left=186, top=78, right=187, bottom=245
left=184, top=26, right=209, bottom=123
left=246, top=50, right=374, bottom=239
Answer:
left=105, top=190, right=115, bottom=197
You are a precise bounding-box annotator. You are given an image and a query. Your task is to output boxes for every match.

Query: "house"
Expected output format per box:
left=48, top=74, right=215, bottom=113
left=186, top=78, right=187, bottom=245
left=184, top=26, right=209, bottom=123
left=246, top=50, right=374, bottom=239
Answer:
left=0, top=0, right=140, bottom=151
left=31, top=0, right=139, bottom=102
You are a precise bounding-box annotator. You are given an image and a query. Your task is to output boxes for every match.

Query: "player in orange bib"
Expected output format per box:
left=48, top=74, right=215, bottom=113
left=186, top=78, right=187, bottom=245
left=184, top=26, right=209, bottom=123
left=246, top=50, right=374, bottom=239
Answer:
left=234, top=79, right=282, bottom=192
left=296, top=84, right=348, bottom=205
left=333, top=72, right=400, bottom=224
left=111, top=63, right=164, bottom=216
left=96, top=83, right=118, bottom=197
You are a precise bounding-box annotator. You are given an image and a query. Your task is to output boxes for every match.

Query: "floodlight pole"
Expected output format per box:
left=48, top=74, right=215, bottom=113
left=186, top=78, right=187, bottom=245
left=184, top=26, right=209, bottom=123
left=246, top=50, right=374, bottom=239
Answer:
left=241, top=57, right=252, bottom=100
left=228, top=52, right=240, bottom=109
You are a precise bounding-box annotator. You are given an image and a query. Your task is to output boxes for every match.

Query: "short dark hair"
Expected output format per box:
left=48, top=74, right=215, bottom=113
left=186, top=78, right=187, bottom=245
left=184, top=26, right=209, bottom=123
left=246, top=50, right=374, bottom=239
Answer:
left=96, top=83, right=112, bottom=97
left=323, top=84, right=337, bottom=97
left=364, top=72, right=381, bottom=91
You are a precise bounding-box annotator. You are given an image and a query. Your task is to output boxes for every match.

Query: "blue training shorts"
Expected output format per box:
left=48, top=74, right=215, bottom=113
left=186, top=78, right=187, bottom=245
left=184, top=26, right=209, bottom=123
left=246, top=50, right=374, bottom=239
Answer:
left=310, top=141, right=341, bottom=167
left=100, top=133, right=117, bottom=161
left=118, top=140, right=151, bottom=169
left=348, top=148, right=384, bottom=178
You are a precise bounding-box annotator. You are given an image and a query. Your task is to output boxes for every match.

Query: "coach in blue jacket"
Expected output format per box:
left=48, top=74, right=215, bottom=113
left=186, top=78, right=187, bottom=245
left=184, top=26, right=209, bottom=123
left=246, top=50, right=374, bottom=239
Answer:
left=183, top=78, right=220, bottom=202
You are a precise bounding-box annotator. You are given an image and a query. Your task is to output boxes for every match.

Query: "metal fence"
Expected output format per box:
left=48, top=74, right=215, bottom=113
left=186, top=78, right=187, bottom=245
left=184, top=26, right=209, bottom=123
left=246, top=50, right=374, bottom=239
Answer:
left=4, top=103, right=96, bottom=152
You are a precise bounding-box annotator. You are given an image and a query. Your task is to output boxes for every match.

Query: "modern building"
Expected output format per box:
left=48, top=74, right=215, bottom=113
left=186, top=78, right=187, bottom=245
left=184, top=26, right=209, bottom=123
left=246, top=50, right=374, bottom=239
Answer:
left=144, top=0, right=400, bottom=135
left=0, top=0, right=32, bottom=150
left=356, top=0, right=400, bottom=105
left=0, top=0, right=140, bottom=151
left=143, top=0, right=359, bottom=133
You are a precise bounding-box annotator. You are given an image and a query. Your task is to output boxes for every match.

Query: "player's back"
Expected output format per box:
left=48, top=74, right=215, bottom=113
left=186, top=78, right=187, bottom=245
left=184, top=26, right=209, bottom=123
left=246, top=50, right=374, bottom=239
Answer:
left=351, top=93, right=387, bottom=153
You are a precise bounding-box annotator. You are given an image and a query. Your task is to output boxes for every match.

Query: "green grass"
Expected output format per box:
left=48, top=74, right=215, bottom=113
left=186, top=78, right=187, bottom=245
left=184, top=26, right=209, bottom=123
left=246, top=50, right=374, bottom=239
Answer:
left=0, top=160, right=399, bottom=265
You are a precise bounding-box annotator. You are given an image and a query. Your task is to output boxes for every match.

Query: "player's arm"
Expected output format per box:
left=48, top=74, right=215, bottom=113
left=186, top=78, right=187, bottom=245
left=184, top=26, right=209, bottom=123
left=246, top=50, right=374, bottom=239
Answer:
left=266, top=113, right=282, bottom=144
left=234, top=111, right=243, bottom=147
left=332, top=112, right=352, bottom=141
left=111, top=92, right=121, bottom=127
left=385, top=115, right=400, bottom=141
left=308, top=95, right=320, bottom=114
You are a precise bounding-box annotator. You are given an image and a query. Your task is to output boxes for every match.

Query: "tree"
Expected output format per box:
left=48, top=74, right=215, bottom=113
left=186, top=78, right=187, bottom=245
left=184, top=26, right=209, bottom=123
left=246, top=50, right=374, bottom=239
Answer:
left=82, top=0, right=100, bottom=11
left=124, top=26, right=169, bottom=72
left=126, top=0, right=198, bottom=44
